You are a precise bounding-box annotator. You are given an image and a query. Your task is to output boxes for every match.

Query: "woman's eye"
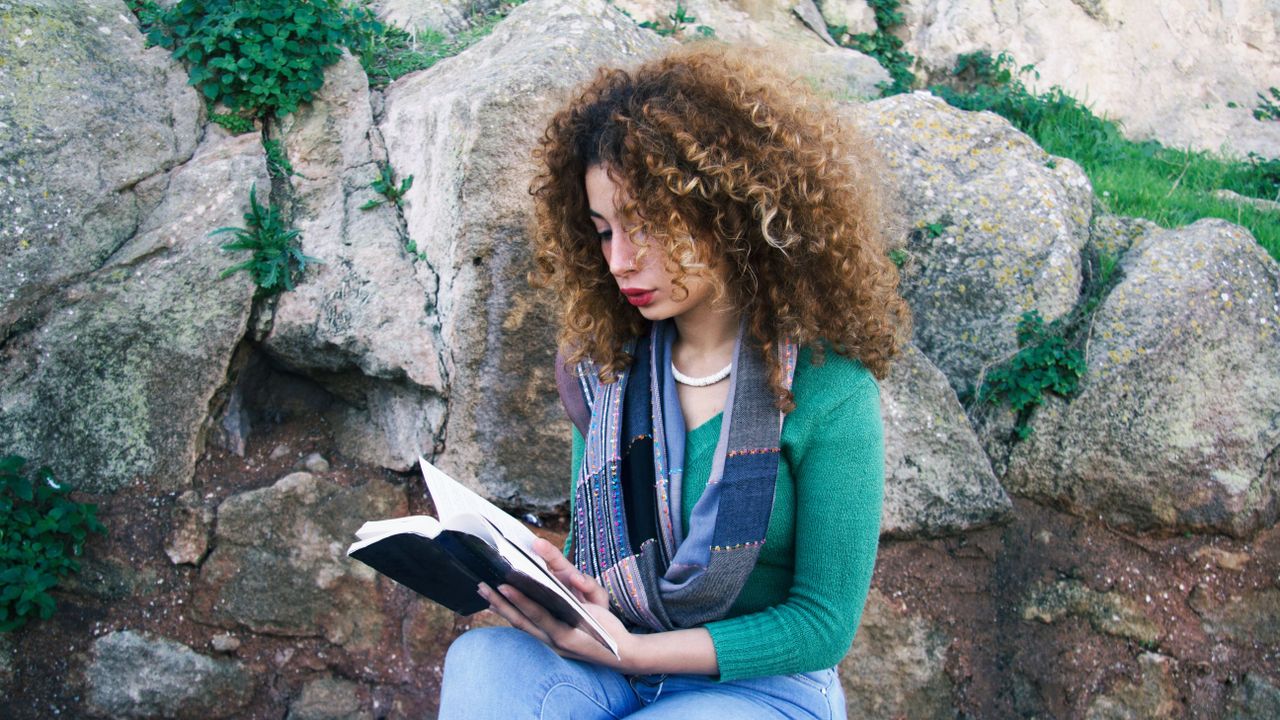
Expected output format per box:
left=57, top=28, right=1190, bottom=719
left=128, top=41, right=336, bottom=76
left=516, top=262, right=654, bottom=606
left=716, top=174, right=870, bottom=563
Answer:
left=596, top=229, right=612, bottom=242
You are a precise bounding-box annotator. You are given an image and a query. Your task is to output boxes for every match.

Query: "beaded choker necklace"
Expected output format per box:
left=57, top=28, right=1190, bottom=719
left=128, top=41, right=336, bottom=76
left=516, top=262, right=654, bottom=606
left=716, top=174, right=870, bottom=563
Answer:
left=670, top=361, right=732, bottom=387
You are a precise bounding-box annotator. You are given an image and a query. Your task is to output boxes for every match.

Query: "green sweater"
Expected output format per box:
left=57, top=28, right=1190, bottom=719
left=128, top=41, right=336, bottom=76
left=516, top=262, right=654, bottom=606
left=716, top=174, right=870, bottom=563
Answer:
left=566, top=347, right=885, bottom=682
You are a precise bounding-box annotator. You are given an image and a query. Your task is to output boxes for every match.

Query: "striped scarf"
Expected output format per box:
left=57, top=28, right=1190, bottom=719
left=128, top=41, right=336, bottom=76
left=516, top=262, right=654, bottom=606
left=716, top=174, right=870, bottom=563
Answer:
left=567, top=320, right=798, bottom=631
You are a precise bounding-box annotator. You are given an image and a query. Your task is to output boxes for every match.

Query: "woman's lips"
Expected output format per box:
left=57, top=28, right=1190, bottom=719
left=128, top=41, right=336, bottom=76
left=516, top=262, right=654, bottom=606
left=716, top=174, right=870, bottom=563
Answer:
left=621, top=289, right=656, bottom=307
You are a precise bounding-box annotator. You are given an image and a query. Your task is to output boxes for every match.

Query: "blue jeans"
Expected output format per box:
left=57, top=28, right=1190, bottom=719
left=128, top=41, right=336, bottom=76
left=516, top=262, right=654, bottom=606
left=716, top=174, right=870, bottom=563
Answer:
left=437, top=627, right=847, bottom=719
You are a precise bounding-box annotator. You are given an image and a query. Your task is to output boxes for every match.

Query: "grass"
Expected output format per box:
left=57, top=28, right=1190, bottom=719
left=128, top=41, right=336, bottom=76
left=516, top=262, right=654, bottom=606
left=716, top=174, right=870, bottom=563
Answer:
left=355, top=4, right=522, bottom=88
left=929, top=53, right=1280, bottom=261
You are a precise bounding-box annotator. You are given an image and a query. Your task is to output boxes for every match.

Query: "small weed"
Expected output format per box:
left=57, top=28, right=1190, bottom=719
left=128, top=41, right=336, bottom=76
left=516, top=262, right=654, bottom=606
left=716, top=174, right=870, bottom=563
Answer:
left=924, top=220, right=947, bottom=238
left=210, top=112, right=255, bottom=135
left=1, top=455, right=105, bottom=632
left=263, top=138, right=296, bottom=180
left=215, top=183, right=320, bottom=296
left=1252, top=87, right=1280, bottom=122
left=361, top=163, right=413, bottom=210
left=977, top=310, right=1086, bottom=440
left=888, top=248, right=909, bottom=267
left=638, top=3, right=712, bottom=39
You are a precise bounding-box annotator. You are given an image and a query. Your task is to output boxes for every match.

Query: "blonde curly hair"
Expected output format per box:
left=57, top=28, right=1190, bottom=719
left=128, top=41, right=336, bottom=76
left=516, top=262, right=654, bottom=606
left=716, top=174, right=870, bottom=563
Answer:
left=530, top=44, right=911, bottom=409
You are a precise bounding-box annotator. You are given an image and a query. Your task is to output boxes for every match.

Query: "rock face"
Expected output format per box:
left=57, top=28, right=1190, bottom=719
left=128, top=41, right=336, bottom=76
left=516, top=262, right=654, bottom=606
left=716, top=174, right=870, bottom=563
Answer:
left=847, top=92, right=1093, bottom=398
left=287, top=677, right=371, bottom=720
left=0, top=132, right=266, bottom=492
left=379, top=0, right=670, bottom=505
left=0, top=0, right=201, bottom=334
left=266, top=54, right=446, bottom=471
left=373, top=0, right=510, bottom=36
left=1002, top=219, right=1280, bottom=537
left=817, top=0, right=877, bottom=35
left=615, top=0, right=887, bottom=100
left=880, top=344, right=1010, bottom=537
left=193, top=472, right=405, bottom=651
left=839, top=588, right=956, bottom=719
left=1021, top=579, right=1160, bottom=646
left=899, top=0, right=1280, bottom=158
left=85, top=630, right=253, bottom=719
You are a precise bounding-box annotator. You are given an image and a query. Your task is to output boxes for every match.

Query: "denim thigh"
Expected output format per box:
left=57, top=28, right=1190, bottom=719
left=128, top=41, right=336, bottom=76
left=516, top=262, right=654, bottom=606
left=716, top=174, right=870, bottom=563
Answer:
left=627, top=666, right=845, bottom=720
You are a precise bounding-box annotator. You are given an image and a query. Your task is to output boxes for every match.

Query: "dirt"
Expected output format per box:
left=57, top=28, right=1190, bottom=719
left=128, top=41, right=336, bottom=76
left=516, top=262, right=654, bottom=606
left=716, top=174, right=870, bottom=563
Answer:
left=4, top=407, right=1277, bottom=719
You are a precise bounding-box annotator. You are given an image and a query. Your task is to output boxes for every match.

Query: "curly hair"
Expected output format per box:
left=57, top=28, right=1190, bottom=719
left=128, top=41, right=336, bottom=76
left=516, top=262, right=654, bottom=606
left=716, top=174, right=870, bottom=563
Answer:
left=529, top=44, right=911, bottom=410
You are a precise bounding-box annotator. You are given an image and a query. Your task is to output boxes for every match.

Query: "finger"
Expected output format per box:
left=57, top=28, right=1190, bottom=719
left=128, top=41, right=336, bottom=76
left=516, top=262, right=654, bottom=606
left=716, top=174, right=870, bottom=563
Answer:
left=534, top=538, right=573, bottom=571
left=569, top=570, right=609, bottom=606
left=496, top=584, right=561, bottom=631
left=479, top=583, right=551, bottom=645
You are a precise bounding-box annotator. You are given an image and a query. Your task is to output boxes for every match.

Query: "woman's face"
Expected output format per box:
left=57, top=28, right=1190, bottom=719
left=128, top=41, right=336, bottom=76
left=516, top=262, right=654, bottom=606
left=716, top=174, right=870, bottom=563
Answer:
left=585, top=164, right=718, bottom=323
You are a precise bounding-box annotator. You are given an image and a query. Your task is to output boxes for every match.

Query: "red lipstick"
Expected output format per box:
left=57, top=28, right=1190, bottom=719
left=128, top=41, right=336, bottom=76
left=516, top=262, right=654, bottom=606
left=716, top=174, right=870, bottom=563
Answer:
left=621, top=288, right=656, bottom=307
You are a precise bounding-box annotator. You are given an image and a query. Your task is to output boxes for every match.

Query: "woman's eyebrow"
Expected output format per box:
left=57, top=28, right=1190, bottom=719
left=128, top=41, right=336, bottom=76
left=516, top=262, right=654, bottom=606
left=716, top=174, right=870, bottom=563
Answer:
left=588, top=208, right=607, bottom=220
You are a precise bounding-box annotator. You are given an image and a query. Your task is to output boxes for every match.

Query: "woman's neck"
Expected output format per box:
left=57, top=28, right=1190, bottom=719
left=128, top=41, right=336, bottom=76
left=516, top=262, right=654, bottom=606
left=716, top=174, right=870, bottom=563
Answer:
left=671, top=301, right=739, bottom=374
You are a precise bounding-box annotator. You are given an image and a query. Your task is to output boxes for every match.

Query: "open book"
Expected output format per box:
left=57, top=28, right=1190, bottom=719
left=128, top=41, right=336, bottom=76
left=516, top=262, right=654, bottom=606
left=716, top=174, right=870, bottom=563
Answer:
left=347, top=457, right=619, bottom=658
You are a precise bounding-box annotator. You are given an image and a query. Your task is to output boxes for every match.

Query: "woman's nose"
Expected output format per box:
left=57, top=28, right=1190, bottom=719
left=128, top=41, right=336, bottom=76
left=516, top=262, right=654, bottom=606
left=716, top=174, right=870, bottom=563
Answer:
left=607, top=231, right=637, bottom=276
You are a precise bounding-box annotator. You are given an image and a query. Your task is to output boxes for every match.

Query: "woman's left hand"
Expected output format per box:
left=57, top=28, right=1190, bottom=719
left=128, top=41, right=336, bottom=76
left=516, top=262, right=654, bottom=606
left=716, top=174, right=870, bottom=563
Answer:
left=478, top=538, right=645, bottom=672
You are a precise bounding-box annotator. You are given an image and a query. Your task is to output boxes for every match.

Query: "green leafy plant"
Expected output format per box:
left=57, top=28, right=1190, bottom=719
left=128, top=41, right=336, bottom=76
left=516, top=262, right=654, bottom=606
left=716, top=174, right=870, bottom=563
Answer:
left=638, top=3, right=712, bottom=38
left=361, top=163, right=414, bottom=210
left=138, top=0, right=377, bottom=119
left=263, top=138, right=296, bottom=180
left=1, top=455, right=105, bottom=632
left=887, top=248, right=909, bottom=267
left=209, top=112, right=256, bottom=135
left=1253, top=87, right=1280, bottom=121
left=977, top=310, right=1086, bottom=440
left=828, top=0, right=916, bottom=95
left=215, top=183, right=320, bottom=295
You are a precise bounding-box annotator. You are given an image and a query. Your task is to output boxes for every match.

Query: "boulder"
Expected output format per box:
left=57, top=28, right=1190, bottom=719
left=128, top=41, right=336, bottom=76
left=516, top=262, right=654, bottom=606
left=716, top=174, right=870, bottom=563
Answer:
left=85, top=630, right=253, bottom=719
left=0, top=131, right=265, bottom=492
left=839, top=588, right=957, bottom=719
left=192, top=472, right=405, bottom=651
left=880, top=344, right=1011, bottom=537
left=817, top=0, right=877, bottom=35
left=1001, top=219, right=1280, bottom=537
left=378, top=0, right=670, bottom=505
left=900, top=0, right=1280, bottom=158
left=614, top=0, right=887, bottom=100
left=846, top=91, right=1094, bottom=398
left=0, top=0, right=201, bottom=334
left=265, top=54, right=446, bottom=471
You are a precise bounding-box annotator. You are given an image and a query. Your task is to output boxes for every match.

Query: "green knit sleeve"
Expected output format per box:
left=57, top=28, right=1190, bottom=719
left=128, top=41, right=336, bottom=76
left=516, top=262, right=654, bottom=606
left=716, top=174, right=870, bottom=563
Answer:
left=564, top=427, right=584, bottom=560
left=703, top=368, right=885, bottom=681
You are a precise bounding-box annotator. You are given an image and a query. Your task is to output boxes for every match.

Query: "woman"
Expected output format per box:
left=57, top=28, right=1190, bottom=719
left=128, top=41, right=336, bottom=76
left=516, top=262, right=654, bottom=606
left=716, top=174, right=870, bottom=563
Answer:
left=438, top=44, right=910, bottom=719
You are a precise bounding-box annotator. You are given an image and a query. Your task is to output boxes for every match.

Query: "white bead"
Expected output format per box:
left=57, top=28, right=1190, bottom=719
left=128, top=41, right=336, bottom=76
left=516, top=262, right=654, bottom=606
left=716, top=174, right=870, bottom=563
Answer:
left=671, top=362, right=732, bottom=387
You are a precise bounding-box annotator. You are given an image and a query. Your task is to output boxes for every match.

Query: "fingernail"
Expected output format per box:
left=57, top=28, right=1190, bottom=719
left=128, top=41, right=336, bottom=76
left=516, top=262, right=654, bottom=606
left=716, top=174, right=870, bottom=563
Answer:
left=477, top=584, right=489, bottom=598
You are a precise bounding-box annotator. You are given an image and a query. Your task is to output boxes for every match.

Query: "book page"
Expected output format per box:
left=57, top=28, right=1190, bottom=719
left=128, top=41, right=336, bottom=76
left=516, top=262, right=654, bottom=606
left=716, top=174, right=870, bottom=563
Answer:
left=418, top=457, right=542, bottom=561
left=352, top=515, right=442, bottom=543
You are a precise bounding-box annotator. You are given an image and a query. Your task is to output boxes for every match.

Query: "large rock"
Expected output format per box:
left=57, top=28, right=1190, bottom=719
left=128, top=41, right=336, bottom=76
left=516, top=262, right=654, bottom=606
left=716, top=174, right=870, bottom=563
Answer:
left=0, top=0, right=201, bottom=334
left=85, top=630, right=253, bottom=719
left=193, top=472, right=405, bottom=651
left=379, top=0, right=670, bottom=505
left=287, top=677, right=372, bottom=720
left=847, top=92, right=1094, bottom=398
left=373, top=0, right=510, bottom=36
left=266, top=54, right=446, bottom=471
left=614, top=0, right=887, bottom=100
left=1021, top=579, right=1160, bottom=646
left=901, top=0, right=1280, bottom=159
left=881, top=344, right=1011, bottom=537
left=839, top=588, right=956, bottom=719
left=0, top=132, right=265, bottom=492
left=1001, top=219, right=1280, bottom=537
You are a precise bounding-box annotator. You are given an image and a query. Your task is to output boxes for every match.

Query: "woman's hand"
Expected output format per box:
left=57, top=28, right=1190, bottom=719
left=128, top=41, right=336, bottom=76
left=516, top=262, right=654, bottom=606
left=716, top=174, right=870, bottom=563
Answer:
left=478, top=537, right=646, bottom=672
